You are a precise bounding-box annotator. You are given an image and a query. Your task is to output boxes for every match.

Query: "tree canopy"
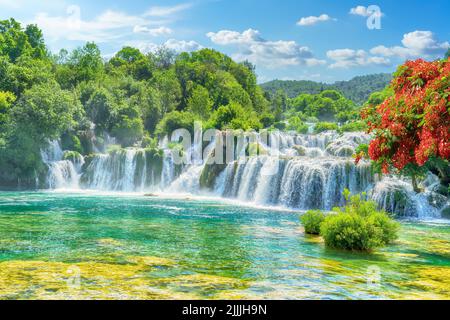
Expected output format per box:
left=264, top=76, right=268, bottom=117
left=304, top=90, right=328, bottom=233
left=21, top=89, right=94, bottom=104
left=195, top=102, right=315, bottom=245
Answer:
left=360, top=58, right=450, bottom=189
left=0, top=19, right=276, bottom=187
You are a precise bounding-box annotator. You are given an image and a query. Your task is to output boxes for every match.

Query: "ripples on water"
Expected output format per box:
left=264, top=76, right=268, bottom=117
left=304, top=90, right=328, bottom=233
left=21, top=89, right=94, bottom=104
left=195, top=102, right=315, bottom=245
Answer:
left=0, top=191, right=449, bottom=300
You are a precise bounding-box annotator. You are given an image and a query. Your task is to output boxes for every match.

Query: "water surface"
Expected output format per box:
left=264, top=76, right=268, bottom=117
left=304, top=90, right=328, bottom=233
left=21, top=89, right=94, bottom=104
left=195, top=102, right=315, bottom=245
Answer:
left=0, top=192, right=449, bottom=300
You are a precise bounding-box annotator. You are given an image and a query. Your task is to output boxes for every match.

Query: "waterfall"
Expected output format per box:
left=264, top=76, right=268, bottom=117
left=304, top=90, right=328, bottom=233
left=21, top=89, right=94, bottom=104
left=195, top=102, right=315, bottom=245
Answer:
left=214, top=132, right=374, bottom=210
left=81, top=148, right=163, bottom=192
left=41, top=141, right=83, bottom=189
left=371, top=178, right=444, bottom=218
left=39, top=130, right=447, bottom=219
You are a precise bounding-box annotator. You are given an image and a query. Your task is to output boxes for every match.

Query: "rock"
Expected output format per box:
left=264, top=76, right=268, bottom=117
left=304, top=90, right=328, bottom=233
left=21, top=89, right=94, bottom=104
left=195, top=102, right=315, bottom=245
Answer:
left=426, top=192, right=449, bottom=210
left=292, top=145, right=306, bottom=156
left=442, top=206, right=450, bottom=219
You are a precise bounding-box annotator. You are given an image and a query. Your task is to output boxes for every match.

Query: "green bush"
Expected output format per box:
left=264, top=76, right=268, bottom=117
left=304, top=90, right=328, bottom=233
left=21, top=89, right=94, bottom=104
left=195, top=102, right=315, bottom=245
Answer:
left=61, top=133, right=83, bottom=154
left=300, top=210, right=326, bottom=235
left=339, top=121, right=367, bottom=133
left=155, top=111, right=196, bottom=137
left=314, top=122, right=338, bottom=133
left=320, top=191, right=399, bottom=251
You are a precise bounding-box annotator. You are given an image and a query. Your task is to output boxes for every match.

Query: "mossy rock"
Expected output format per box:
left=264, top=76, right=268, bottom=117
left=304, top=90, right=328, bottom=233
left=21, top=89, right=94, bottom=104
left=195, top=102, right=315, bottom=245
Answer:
left=200, top=162, right=227, bottom=190
left=442, top=206, right=450, bottom=219
left=63, top=151, right=82, bottom=162
left=246, top=142, right=268, bottom=156
left=293, top=145, right=307, bottom=156
left=427, top=192, right=448, bottom=210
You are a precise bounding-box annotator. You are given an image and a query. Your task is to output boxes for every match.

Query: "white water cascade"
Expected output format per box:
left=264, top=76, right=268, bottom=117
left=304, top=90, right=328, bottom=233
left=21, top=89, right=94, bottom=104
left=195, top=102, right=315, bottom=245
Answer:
left=41, top=141, right=84, bottom=189
left=41, top=131, right=449, bottom=219
left=80, top=148, right=163, bottom=192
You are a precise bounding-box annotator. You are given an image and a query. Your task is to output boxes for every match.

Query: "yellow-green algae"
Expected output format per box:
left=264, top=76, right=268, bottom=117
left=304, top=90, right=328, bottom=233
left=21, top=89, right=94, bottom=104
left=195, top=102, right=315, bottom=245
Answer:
left=0, top=257, right=249, bottom=300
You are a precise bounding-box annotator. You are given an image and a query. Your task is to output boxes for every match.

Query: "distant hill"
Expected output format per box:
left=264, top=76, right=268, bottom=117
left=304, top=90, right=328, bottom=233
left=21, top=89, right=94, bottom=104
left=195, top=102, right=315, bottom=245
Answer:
left=260, top=73, right=392, bottom=105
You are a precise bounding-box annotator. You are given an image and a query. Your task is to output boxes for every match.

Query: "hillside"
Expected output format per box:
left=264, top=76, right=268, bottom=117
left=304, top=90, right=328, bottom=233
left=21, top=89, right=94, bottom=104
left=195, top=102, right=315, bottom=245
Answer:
left=261, top=73, right=392, bottom=105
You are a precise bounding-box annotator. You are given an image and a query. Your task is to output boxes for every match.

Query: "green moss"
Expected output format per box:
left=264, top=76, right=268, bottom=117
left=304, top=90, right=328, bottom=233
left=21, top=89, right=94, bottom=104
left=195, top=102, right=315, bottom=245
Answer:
left=63, top=151, right=82, bottom=162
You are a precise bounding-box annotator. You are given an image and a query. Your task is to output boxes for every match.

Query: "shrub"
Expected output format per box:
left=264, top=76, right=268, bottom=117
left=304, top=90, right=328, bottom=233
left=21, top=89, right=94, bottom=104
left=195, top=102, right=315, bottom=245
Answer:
left=61, top=133, right=83, bottom=154
left=320, top=190, right=399, bottom=251
left=339, top=121, right=367, bottom=133
left=155, top=111, right=196, bottom=137
left=301, top=210, right=326, bottom=235
left=314, top=122, right=338, bottom=133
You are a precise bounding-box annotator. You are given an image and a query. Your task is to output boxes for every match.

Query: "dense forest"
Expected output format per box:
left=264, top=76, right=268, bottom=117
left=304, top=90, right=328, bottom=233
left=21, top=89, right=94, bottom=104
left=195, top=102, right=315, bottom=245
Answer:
left=0, top=18, right=374, bottom=188
left=261, top=73, right=392, bottom=105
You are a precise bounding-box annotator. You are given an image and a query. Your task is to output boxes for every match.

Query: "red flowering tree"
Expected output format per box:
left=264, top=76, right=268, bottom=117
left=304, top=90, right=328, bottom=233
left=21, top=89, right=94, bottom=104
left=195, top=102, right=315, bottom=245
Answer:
left=359, top=58, right=450, bottom=192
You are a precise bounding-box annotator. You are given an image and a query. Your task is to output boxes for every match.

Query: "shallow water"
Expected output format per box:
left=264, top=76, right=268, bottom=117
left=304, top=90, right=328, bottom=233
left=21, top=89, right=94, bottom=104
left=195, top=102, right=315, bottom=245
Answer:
left=0, top=191, right=449, bottom=300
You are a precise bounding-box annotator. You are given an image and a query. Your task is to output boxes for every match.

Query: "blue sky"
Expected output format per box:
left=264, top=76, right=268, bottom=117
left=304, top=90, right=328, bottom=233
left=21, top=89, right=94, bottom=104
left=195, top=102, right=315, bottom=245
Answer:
left=1, top=0, right=449, bottom=83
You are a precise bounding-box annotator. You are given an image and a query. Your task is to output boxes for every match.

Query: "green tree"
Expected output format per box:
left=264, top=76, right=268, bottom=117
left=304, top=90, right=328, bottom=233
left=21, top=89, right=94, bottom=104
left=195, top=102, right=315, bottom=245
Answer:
left=187, top=85, right=213, bottom=120
left=153, top=69, right=182, bottom=114
left=12, top=81, right=82, bottom=140
left=69, top=42, right=104, bottom=84
left=84, top=87, right=117, bottom=130
left=155, top=111, right=196, bottom=136
left=0, top=91, right=15, bottom=126
left=24, top=24, right=47, bottom=59
left=0, top=18, right=32, bottom=62
left=109, top=46, right=154, bottom=80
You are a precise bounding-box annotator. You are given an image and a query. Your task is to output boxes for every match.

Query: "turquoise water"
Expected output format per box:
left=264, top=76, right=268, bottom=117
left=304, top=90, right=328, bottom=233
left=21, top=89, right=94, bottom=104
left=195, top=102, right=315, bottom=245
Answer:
left=0, top=191, right=450, bottom=300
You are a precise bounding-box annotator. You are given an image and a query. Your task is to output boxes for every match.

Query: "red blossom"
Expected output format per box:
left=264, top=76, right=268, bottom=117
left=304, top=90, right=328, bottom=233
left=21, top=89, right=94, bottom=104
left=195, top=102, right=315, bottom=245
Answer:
left=361, top=58, right=450, bottom=172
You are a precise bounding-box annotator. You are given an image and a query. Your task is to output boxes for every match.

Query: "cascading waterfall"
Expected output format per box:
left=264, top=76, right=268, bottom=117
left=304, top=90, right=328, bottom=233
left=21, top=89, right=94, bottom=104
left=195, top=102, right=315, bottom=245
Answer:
left=41, top=131, right=448, bottom=219
left=80, top=148, right=163, bottom=192
left=41, top=141, right=83, bottom=189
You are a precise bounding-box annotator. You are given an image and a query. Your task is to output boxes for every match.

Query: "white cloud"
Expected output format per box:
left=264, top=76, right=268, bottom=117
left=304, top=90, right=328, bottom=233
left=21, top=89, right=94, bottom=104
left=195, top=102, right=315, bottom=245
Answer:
left=206, top=29, right=326, bottom=68
left=133, top=39, right=203, bottom=54
left=164, top=39, right=203, bottom=52
left=297, top=14, right=332, bottom=26
left=350, top=6, right=370, bottom=17
left=327, top=49, right=390, bottom=69
left=33, top=6, right=156, bottom=42
left=29, top=3, right=194, bottom=43
left=144, top=3, right=192, bottom=17
left=349, top=5, right=383, bottom=17
left=371, top=30, right=450, bottom=59
left=133, top=26, right=172, bottom=37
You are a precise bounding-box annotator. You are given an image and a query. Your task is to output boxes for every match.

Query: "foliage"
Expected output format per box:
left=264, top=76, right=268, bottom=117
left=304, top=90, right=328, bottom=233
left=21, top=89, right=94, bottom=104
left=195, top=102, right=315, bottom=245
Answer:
left=361, top=59, right=450, bottom=187
left=208, top=102, right=262, bottom=130
left=314, top=122, right=339, bottom=133
left=300, top=210, right=325, bottom=235
left=61, top=133, right=83, bottom=154
left=339, top=121, right=367, bottom=133
left=320, top=190, right=399, bottom=251
left=261, top=74, right=392, bottom=105
left=0, top=91, right=15, bottom=125
left=289, top=90, right=356, bottom=122
left=187, top=84, right=213, bottom=120
left=156, top=111, right=196, bottom=136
